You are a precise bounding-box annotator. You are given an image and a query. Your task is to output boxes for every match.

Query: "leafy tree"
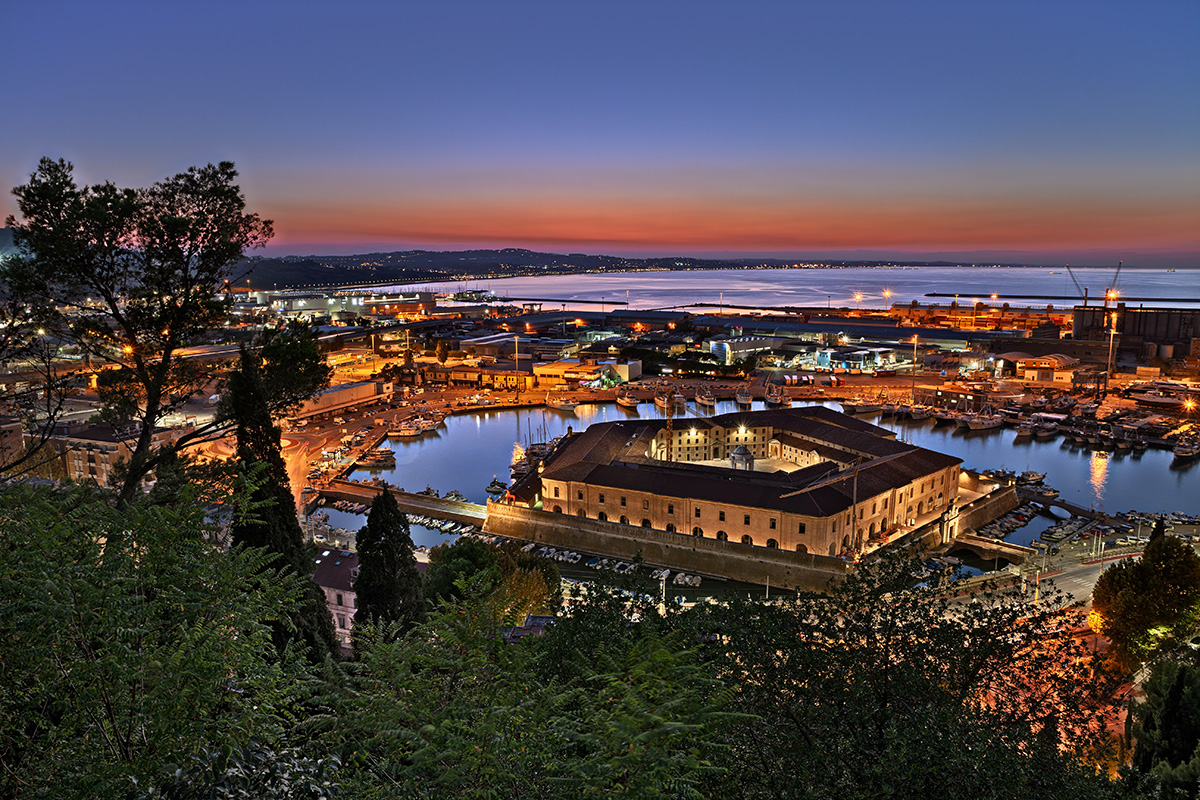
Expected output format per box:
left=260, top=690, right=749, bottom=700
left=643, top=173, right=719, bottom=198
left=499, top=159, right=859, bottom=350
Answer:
left=681, top=549, right=1122, bottom=799
left=7, top=158, right=273, bottom=506
left=352, top=490, right=424, bottom=645
left=435, top=338, right=449, bottom=365
left=1094, top=519, right=1200, bottom=669
left=226, top=345, right=337, bottom=663
left=424, top=537, right=502, bottom=605
left=326, top=586, right=729, bottom=799
left=1126, top=656, right=1200, bottom=798
left=0, top=482, right=309, bottom=798
left=136, top=739, right=340, bottom=800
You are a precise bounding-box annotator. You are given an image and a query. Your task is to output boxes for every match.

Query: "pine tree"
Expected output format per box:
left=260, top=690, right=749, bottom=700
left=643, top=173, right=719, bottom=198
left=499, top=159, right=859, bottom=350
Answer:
left=227, top=346, right=337, bottom=662
left=354, top=490, right=425, bottom=641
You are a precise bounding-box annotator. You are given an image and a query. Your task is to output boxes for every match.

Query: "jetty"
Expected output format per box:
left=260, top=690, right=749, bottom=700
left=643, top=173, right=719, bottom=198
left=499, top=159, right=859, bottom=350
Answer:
left=319, top=478, right=487, bottom=527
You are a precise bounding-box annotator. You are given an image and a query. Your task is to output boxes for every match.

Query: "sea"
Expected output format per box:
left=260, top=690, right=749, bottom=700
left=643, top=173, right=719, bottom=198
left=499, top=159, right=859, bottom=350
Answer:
left=376, top=264, right=1200, bottom=312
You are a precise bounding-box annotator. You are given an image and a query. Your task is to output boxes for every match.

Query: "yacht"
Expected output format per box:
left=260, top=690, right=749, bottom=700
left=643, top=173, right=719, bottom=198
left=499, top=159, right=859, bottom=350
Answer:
left=734, top=386, right=754, bottom=407
left=545, top=393, right=579, bottom=411
left=1173, top=439, right=1200, bottom=464
left=966, top=414, right=1004, bottom=431
left=616, top=389, right=640, bottom=408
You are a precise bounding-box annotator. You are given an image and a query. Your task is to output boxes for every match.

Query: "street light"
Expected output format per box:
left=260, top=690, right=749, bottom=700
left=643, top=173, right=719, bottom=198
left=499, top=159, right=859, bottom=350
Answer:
left=1106, top=312, right=1118, bottom=380
left=854, top=293, right=862, bottom=312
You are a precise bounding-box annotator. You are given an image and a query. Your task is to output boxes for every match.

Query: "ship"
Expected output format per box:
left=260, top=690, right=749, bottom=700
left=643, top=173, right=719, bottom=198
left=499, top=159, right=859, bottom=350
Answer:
left=734, top=386, right=754, bottom=407
left=1172, top=439, right=1200, bottom=464
left=695, top=389, right=716, bottom=408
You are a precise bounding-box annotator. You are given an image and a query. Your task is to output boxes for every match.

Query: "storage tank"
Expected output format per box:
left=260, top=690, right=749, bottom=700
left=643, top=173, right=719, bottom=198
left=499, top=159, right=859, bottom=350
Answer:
left=1159, top=344, right=1175, bottom=359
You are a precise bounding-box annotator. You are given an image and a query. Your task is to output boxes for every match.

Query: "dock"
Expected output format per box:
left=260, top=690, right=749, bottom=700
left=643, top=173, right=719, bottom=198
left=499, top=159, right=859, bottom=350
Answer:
left=319, top=478, right=487, bottom=527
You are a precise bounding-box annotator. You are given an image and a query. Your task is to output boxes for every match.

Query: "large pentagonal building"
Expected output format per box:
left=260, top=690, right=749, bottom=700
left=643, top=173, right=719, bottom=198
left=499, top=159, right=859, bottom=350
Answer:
left=526, top=406, right=963, bottom=558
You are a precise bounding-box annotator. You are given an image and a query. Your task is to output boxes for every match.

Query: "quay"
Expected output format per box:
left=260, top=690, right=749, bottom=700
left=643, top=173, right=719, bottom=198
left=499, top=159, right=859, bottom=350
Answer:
left=318, top=478, right=487, bottom=527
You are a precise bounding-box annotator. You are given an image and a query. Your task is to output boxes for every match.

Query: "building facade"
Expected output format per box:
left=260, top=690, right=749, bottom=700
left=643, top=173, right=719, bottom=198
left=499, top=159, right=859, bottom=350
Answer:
left=530, top=407, right=962, bottom=559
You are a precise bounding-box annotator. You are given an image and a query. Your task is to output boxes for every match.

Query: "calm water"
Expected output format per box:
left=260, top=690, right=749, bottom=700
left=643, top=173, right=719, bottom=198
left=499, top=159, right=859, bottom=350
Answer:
left=338, top=401, right=1198, bottom=528
left=379, top=265, right=1199, bottom=312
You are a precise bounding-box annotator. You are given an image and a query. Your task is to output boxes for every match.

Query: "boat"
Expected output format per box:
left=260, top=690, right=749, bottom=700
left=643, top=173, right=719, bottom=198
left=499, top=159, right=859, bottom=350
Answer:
left=616, top=389, right=640, bottom=408
left=485, top=477, right=508, bottom=495
left=1018, top=471, right=1045, bottom=484
left=695, top=389, right=716, bottom=408
left=1173, top=439, right=1200, bottom=464
left=967, top=414, right=1004, bottom=431
left=909, top=405, right=933, bottom=421
left=1034, top=423, right=1059, bottom=439
left=546, top=393, right=579, bottom=411
left=734, top=386, right=754, bottom=406
left=390, top=421, right=423, bottom=437
left=1014, top=422, right=1035, bottom=439
left=764, top=383, right=791, bottom=407
left=932, top=408, right=959, bottom=426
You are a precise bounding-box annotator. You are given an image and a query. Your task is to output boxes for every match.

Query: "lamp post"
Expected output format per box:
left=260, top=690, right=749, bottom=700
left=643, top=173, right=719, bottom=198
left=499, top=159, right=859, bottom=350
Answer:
left=1106, top=312, right=1117, bottom=381
left=855, top=293, right=862, bottom=312
left=514, top=335, right=520, bottom=400
left=911, top=335, right=919, bottom=403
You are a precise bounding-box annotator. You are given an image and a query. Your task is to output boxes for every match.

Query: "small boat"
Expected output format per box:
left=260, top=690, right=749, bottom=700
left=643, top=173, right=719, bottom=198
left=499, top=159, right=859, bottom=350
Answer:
left=485, top=477, right=508, bottom=495
left=390, top=422, right=423, bottom=437
left=1018, top=471, right=1045, bottom=484
left=695, top=389, right=716, bottom=408
left=1034, top=423, right=1059, bottom=439
left=765, top=384, right=791, bottom=407
left=734, top=387, right=754, bottom=406
left=1173, top=440, right=1200, bottom=464
left=1014, top=422, right=1035, bottom=439
left=546, top=393, right=579, bottom=411
left=967, top=414, right=1004, bottom=431
left=909, top=405, right=933, bottom=421
left=616, top=389, right=640, bottom=408
left=933, top=409, right=959, bottom=426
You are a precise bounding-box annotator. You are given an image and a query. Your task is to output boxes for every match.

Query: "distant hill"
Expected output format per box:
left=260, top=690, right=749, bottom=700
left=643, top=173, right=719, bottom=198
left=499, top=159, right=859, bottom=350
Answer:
left=234, top=248, right=974, bottom=290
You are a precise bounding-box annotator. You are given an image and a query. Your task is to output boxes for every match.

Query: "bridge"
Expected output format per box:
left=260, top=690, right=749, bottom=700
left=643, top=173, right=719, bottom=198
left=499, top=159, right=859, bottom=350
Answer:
left=319, top=478, right=487, bottom=527
left=946, top=532, right=1038, bottom=566
left=1016, top=487, right=1106, bottom=521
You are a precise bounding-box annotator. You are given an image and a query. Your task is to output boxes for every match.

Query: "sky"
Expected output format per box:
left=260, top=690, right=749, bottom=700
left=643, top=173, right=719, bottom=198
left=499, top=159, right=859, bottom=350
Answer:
left=4, top=1, right=1199, bottom=267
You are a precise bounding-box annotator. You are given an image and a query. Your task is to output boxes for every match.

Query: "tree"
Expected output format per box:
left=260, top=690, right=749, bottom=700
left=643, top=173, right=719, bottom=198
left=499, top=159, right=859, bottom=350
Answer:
left=353, top=490, right=424, bottom=645
left=435, top=339, right=449, bottom=365
left=1127, top=656, right=1200, bottom=798
left=0, top=482, right=310, bottom=798
left=226, top=345, right=337, bottom=663
left=424, top=537, right=501, bottom=605
left=1094, top=519, right=1200, bottom=669
left=7, top=158, right=273, bottom=506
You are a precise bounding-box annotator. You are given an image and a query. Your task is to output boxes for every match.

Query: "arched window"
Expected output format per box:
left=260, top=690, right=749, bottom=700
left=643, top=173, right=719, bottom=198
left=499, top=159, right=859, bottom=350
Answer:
left=716, top=531, right=728, bottom=541
left=620, top=515, right=629, bottom=525
left=552, top=506, right=562, bottom=514
left=597, top=511, right=607, bottom=522
left=828, top=541, right=837, bottom=557
left=918, top=500, right=924, bottom=515
left=641, top=518, right=652, bottom=528
left=576, top=508, right=586, bottom=518
left=766, top=538, right=778, bottom=549
left=740, top=534, right=753, bottom=546
left=842, top=535, right=850, bottom=551
left=665, top=523, right=676, bottom=533
left=692, top=526, right=703, bottom=537
left=796, top=543, right=808, bottom=554
left=869, top=522, right=876, bottom=536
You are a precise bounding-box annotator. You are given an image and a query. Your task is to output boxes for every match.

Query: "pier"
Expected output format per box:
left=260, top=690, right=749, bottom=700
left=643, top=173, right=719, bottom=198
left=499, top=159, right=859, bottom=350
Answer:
left=319, top=478, right=487, bottom=527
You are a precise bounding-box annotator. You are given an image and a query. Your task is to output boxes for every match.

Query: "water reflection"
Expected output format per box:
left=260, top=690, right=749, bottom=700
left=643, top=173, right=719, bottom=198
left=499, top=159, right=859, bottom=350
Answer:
left=346, top=402, right=1190, bottom=517
left=1088, top=451, right=1109, bottom=504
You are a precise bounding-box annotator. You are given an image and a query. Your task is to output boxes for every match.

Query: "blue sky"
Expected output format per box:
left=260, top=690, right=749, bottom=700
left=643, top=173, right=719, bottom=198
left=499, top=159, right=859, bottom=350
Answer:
left=4, top=1, right=1198, bottom=265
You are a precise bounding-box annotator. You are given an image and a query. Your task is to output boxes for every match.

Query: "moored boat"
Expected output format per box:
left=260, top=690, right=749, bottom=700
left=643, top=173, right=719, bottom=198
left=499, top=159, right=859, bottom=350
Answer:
left=616, top=389, right=640, bottom=408
left=734, top=386, right=754, bottom=406
left=546, top=393, right=579, bottom=411
left=695, top=389, right=716, bottom=408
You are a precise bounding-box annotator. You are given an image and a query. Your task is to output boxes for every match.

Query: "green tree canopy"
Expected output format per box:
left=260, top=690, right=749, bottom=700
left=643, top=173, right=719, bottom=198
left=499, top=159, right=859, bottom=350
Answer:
left=0, top=483, right=309, bottom=798
left=7, top=158, right=273, bottom=505
left=226, top=345, right=337, bottom=662
left=353, top=490, right=425, bottom=644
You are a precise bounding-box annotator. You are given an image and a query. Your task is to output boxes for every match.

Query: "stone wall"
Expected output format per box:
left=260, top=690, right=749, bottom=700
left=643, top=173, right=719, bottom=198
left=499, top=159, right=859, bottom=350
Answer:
left=483, top=501, right=848, bottom=592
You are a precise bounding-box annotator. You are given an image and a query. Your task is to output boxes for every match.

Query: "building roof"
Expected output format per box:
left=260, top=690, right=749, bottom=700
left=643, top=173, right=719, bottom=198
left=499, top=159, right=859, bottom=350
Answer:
left=538, top=407, right=960, bottom=519
left=312, top=548, right=360, bottom=592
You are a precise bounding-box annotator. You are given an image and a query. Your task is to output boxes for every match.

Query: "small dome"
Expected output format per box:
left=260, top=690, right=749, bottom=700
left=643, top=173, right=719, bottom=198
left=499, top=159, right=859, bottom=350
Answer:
left=731, top=445, right=752, bottom=456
